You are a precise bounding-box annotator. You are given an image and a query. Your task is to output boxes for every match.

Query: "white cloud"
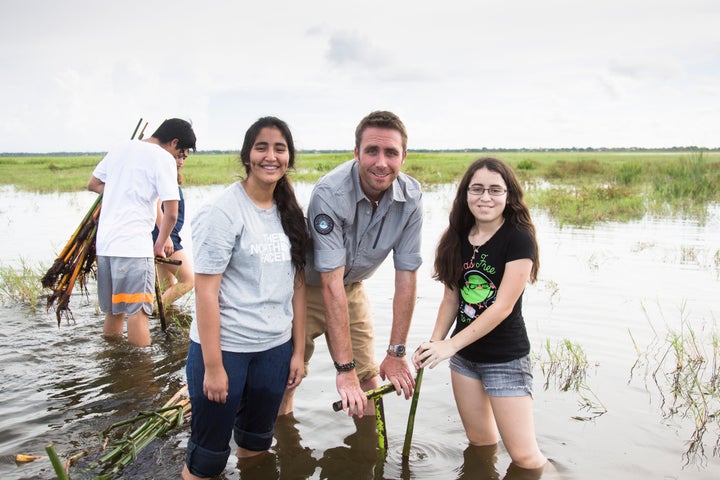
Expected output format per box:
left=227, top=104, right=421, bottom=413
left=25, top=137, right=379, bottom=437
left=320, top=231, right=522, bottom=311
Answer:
left=1, top=0, right=719, bottom=152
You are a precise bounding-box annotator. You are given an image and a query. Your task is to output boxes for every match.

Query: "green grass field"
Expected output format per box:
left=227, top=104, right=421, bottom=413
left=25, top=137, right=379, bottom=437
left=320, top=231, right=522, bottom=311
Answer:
left=2, top=150, right=718, bottom=225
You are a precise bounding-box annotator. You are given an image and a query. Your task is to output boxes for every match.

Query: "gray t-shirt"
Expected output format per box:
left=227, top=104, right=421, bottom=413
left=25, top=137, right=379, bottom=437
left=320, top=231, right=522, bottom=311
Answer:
left=306, top=160, right=423, bottom=286
left=189, top=182, right=294, bottom=352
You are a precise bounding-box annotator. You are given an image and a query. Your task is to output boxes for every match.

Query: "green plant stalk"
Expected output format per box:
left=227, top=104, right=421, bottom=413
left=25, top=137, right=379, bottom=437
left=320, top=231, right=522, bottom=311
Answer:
left=374, top=397, right=387, bottom=453
left=45, top=444, right=69, bottom=480
left=402, top=368, right=424, bottom=460
left=332, top=382, right=397, bottom=411
left=94, top=403, right=186, bottom=476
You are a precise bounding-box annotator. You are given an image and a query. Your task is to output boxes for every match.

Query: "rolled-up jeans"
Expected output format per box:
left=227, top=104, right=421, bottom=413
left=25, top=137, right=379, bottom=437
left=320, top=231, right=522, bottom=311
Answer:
left=184, top=339, right=292, bottom=478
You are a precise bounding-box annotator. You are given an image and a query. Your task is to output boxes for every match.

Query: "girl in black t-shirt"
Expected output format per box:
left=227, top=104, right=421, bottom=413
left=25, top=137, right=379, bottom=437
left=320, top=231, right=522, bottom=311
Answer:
left=413, top=157, right=548, bottom=474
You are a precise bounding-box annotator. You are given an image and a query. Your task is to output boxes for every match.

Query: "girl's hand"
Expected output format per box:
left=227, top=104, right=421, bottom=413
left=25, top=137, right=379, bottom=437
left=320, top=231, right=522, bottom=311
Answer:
left=414, top=339, right=457, bottom=369
left=287, top=353, right=305, bottom=389
left=203, top=366, right=229, bottom=404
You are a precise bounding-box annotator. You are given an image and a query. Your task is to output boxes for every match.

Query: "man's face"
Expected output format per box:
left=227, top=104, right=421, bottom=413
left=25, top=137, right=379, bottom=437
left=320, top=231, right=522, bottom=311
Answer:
left=354, top=127, right=406, bottom=200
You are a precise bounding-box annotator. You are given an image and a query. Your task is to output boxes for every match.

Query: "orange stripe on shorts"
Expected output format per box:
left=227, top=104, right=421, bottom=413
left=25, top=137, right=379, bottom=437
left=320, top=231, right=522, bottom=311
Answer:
left=112, top=292, right=154, bottom=304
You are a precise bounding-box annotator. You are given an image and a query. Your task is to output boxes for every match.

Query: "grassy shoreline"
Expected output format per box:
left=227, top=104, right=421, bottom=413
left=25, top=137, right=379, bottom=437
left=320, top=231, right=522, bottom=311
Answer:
left=2, top=150, right=719, bottom=225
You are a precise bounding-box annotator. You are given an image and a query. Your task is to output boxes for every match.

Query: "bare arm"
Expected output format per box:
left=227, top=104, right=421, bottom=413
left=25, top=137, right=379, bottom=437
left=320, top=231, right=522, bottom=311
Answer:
left=87, top=175, right=104, bottom=194
left=194, top=272, right=227, bottom=403
left=379, top=269, right=418, bottom=399
left=287, top=270, right=307, bottom=389
left=416, top=258, right=533, bottom=369
left=321, top=267, right=368, bottom=416
left=412, top=284, right=458, bottom=368
left=155, top=199, right=175, bottom=257
left=153, top=200, right=178, bottom=258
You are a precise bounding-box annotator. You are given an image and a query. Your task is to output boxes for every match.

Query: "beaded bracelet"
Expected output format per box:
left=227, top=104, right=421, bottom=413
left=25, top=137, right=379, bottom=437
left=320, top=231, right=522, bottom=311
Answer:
left=333, top=360, right=356, bottom=372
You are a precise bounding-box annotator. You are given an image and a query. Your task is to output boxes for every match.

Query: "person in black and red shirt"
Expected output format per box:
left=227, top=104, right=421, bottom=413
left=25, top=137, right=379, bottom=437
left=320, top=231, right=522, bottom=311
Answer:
left=413, top=157, right=548, bottom=475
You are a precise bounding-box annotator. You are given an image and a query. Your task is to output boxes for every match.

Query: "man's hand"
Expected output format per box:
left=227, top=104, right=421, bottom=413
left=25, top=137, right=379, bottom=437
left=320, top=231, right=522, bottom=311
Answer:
left=379, top=355, right=415, bottom=399
left=336, top=370, right=367, bottom=417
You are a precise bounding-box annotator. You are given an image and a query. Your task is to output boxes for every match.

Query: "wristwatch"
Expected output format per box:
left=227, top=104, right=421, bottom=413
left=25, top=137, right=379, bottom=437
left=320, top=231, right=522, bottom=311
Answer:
left=387, top=344, right=406, bottom=357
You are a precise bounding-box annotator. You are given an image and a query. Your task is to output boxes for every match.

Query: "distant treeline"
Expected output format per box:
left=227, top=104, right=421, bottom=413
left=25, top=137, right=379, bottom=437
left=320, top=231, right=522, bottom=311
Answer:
left=1, top=146, right=717, bottom=156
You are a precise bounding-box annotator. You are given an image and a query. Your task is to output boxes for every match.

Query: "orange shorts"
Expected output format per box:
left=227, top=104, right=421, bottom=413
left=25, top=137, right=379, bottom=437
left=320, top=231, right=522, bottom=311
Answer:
left=304, top=282, right=379, bottom=382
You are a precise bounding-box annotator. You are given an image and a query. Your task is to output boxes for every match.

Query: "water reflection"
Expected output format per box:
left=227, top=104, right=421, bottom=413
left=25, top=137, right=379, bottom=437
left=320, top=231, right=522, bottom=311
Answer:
left=1, top=185, right=720, bottom=479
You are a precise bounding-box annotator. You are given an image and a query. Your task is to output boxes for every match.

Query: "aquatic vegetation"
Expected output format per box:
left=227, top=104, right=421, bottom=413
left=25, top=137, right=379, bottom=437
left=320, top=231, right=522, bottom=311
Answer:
left=533, top=183, right=646, bottom=226
left=3, top=150, right=719, bottom=227
left=0, top=259, right=45, bottom=312
left=630, top=301, right=720, bottom=466
left=537, top=338, right=607, bottom=420
left=45, top=386, right=190, bottom=480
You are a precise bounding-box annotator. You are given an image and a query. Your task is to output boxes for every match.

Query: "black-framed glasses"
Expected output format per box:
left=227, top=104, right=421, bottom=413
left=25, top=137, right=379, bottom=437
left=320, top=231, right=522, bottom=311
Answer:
left=467, top=186, right=506, bottom=196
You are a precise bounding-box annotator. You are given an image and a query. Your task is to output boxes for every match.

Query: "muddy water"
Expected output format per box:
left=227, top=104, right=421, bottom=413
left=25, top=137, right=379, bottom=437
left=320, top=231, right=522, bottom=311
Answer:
left=0, top=184, right=719, bottom=479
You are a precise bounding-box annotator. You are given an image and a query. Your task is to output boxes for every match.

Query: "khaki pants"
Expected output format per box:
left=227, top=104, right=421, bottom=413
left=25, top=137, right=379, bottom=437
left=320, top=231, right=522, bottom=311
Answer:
left=304, top=282, right=378, bottom=382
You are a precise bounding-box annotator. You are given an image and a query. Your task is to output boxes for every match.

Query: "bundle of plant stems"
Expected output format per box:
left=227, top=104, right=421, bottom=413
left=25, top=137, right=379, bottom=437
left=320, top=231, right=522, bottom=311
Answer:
left=41, top=119, right=147, bottom=325
left=41, top=195, right=101, bottom=325
left=90, top=385, right=190, bottom=479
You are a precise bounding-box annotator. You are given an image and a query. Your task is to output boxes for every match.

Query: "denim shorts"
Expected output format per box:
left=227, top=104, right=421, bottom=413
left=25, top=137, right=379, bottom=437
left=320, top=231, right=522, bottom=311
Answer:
left=449, top=354, right=533, bottom=398
left=184, top=340, right=292, bottom=478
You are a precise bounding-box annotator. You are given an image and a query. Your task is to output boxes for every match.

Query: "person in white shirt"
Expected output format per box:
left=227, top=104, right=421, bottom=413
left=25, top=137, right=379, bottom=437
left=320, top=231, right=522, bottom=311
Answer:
left=87, top=118, right=197, bottom=347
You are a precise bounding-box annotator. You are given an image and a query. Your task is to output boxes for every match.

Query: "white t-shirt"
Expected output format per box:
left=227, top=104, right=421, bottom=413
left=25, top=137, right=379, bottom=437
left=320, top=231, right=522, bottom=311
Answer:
left=93, top=140, right=179, bottom=257
left=189, top=182, right=295, bottom=353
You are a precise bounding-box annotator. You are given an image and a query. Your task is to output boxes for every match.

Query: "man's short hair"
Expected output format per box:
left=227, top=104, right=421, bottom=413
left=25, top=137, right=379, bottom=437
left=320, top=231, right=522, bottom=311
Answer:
left=355, top=111, right=407, bottom=151
left=151, top=118, right=197, bottom=152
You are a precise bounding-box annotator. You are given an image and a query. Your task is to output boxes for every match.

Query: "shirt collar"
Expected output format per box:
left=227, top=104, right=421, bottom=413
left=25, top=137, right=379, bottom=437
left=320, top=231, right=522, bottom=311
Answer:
left=350, top=160, right=407, bottom=207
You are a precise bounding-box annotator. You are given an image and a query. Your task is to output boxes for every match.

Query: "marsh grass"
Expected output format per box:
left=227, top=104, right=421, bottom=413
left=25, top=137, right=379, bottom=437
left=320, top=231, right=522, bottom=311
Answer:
left=537, top=338, right=607, bottom=420
left=533, top=183, right=646, bottom=225
left=2, top=150, right=719, bottom=226
left=0, top=155, right=102, bottom=192
left=630, top=302, right=720, bottom=466
left=0, top=259, right=46, bottom=312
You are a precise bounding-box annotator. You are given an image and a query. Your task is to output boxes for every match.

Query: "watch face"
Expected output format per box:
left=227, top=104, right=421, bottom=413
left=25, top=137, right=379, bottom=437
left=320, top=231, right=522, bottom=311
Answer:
left=396, top=345, right=406, bottom=355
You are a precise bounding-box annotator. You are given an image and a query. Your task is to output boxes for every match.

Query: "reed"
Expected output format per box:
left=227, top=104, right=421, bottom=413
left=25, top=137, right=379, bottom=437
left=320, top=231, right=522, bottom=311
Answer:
left=537, top=338, right=607, bottom=420
left=629, top=301, right=720, bottom=465
left=0, top=259, right=45, bottom=312
left=66, top=386, right=190, bottom=480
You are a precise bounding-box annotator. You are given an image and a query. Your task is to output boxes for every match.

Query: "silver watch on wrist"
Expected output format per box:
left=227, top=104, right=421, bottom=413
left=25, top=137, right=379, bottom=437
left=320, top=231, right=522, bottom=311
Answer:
left=387, top=344, right=406, bottom=357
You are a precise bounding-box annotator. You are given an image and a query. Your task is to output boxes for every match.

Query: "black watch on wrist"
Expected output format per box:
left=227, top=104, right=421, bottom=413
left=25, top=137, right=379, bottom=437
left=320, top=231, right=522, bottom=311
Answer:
left=387, top=344, right=406, bottom=357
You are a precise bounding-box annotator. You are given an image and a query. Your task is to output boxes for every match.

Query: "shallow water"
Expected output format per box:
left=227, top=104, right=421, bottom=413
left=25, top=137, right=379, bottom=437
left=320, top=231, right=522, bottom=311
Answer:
left=0, top=184, right=719, bottom=479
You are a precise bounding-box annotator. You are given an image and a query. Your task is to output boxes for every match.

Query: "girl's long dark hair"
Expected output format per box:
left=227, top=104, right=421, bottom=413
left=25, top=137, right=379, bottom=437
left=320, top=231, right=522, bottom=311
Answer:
left=240, top=117, right=309, bottom=272
left=434, top=157, right=539, bottom=286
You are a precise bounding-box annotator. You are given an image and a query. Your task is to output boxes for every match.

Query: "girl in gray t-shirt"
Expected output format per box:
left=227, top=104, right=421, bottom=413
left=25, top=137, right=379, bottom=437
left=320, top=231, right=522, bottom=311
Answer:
left=182, top=117, right=309, bottom=480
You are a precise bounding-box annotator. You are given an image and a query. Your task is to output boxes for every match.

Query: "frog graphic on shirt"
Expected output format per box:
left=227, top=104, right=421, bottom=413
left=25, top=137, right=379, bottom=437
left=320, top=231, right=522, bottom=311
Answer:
left=459, top=270, right=496, bottom=323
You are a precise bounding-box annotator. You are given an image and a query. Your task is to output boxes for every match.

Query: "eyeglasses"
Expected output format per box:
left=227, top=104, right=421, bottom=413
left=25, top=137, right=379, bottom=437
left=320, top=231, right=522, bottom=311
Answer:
left=467, top=186, right=507, bottom=196
left=175, top=150, right=188, bottom=160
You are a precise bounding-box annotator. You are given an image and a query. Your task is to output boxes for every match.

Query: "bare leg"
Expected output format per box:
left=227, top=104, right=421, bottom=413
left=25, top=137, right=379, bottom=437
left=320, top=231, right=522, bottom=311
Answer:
left=159, top=249, right=194, bottom=306
left=181, top=464, right=208, bottom=480
left=451, top=370, right=499, bottom=446
left=278, top=386, right=296, bottom=416
left=126, top=310, right=151, bottom=347
left=103, top=313, right=125, bottom=340
left=490, top=395, right=546, bottom=470
left=237, top=447, right=266, bottom=459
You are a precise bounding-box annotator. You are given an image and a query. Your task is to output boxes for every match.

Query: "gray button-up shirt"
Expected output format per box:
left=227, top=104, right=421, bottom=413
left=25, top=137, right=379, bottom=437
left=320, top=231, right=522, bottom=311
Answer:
left=306, top=160, right=423, bottom=286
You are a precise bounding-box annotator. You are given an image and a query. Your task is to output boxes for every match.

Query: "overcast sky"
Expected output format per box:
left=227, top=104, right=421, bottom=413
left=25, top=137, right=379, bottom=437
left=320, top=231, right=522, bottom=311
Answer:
left=1, top=0, right=718, bottom=153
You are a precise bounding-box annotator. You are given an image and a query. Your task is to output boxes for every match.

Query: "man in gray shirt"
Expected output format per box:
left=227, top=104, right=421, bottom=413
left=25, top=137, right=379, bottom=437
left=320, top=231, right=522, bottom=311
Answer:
left=280, top=111, right=423, bottom=417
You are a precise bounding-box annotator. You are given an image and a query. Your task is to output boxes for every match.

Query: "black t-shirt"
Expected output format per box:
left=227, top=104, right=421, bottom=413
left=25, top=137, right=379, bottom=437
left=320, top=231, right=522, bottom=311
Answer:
left=451, top=221, right=534, bottom=363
